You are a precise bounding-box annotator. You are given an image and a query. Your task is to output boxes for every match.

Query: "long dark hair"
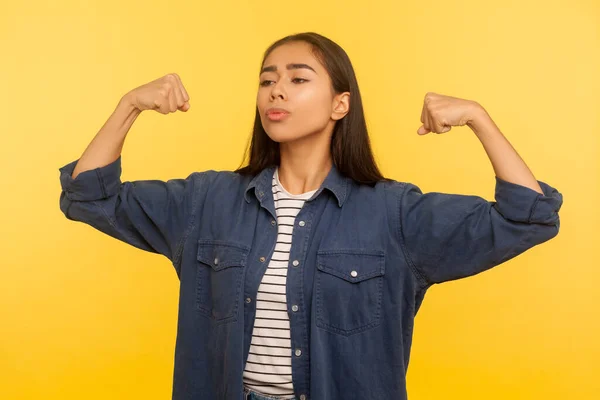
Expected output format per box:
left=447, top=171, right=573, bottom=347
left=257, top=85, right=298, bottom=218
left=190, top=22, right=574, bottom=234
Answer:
left=234, top=32, right=392, bottom=186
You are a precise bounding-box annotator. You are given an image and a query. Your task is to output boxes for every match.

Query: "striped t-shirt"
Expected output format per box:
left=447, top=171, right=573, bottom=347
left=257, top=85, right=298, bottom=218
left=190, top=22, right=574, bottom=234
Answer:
left=242, top=167, right=317, bottom=398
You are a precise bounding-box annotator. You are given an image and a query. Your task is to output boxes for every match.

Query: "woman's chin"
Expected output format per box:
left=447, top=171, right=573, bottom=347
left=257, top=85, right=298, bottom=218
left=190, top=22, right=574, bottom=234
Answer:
left=265, top=130, right=302, bottom=144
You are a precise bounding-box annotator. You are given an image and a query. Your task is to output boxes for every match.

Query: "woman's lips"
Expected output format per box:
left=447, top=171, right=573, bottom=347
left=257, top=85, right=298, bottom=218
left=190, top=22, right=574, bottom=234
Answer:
left=266, top=111, right=290, bottom=121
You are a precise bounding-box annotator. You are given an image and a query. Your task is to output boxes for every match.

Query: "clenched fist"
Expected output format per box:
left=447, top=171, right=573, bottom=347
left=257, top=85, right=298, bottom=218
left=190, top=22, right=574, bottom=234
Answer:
left=417, top=92, right=481, bottom=135
left=125, top=73, right=190, bottom=114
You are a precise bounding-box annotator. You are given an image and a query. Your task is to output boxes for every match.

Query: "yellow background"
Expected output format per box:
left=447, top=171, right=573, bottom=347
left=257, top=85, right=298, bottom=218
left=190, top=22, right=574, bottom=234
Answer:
left=1, top=0, right=598, bottom=398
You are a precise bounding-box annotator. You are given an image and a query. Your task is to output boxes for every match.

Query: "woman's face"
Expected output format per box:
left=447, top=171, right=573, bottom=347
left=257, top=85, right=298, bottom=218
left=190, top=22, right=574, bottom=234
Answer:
left=256, top=41, right=348, bottom=144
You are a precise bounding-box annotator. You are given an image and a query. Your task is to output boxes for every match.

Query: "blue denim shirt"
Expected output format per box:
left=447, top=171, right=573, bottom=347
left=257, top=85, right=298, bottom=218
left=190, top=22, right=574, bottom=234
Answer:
left=58, top=156, right=563, bottom=400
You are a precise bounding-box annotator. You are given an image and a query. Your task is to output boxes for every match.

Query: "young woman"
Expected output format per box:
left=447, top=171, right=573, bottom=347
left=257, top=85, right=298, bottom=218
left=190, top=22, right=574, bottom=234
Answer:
left=59, top=32, right=563, bottom=400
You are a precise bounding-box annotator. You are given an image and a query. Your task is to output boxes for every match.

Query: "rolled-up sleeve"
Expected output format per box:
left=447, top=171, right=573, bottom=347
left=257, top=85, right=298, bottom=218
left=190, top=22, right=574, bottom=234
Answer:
left=398, top=176, right=563, bottom=286
left=58, top=156, right=202, bottom=269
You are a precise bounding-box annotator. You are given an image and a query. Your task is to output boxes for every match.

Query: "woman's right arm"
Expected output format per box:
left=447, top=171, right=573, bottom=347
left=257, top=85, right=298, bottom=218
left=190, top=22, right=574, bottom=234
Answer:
left=71, top=73, right=190, bottom=178
left=59, top=74, right=202, bottom=271
left=70, top=95, right=141, bottom=180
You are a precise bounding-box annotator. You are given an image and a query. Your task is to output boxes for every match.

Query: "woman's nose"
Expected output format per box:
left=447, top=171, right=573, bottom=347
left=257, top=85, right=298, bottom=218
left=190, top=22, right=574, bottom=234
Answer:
left=270, top=82, right=286, bottom=100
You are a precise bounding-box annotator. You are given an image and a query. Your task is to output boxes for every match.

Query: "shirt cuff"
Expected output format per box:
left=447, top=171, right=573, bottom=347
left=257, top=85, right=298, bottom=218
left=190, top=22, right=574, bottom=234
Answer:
left=493, top=175, right=563, bottom=225
left=59, top=156, right=122, bottom=201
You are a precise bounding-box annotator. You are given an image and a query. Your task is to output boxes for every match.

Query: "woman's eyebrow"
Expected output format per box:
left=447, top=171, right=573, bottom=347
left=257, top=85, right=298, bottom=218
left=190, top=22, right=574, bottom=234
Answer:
left=260, top=63, right=317, bottom=75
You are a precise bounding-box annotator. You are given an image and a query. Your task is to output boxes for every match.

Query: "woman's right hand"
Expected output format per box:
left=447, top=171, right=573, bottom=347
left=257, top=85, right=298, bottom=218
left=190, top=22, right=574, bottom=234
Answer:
left=125, top=73, right=190, bottom=114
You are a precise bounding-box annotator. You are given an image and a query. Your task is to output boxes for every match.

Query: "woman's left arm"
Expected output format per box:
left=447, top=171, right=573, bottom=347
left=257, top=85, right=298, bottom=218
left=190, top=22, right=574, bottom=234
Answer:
left=398, top=93, right=564, bottom=285
left=417, top=92, right=543, bottom=194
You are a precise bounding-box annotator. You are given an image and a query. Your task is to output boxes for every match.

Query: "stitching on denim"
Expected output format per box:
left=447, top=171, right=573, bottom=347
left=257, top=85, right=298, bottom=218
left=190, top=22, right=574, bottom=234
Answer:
left=295, top=205, right=312, bottom=394
left=528, top=195, right=540, bottom=224
left=315, top=250, right=384, bottom=336
left=95, top=168, right=107, bottom=199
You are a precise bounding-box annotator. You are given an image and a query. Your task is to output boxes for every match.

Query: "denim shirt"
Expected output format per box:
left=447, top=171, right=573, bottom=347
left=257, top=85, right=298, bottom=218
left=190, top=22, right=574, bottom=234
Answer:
left=58, top=156, right=563, bottom=400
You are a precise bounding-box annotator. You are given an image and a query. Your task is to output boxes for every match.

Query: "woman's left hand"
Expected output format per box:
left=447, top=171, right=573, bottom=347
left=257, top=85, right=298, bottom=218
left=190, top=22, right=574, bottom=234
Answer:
left=417, top=92, right=483, bottom=135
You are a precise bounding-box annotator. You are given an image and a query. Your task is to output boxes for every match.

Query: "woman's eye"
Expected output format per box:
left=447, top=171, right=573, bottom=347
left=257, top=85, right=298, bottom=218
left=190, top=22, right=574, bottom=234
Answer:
left=259, top=78, right=308, bottom=87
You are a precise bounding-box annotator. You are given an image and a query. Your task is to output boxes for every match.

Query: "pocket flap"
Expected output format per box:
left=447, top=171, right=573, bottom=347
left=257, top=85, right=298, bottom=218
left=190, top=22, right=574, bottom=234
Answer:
left=317, top=249, right=385, bottom=283
left=197, top=240, right=250, bottom=271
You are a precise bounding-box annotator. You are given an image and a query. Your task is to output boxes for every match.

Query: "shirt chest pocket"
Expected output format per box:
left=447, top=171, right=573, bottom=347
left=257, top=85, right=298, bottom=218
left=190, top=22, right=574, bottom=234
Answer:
left=315, top=249, right=385, bottom=336
left=195, top=239, right=250, bottom=323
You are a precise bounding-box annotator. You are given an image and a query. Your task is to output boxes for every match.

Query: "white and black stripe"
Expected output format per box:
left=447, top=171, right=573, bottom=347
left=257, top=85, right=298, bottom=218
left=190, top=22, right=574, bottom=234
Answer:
left=242, top=168, right=317, bottom=399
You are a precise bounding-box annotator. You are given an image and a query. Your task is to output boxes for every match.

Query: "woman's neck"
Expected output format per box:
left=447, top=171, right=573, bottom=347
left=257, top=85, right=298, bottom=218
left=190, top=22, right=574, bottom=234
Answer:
left=278, top=136, right=332, bottom=195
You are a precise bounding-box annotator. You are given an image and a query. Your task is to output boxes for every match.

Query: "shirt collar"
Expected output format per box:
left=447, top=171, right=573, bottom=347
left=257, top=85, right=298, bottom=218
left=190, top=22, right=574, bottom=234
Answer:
left=244, top=163, right=351, bottom=207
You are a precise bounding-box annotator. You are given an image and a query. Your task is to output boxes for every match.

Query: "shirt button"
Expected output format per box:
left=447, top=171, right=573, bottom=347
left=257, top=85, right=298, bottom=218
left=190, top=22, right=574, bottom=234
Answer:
left=292, top=260, right=299, bottom=267
left=214, top=258, right=219, bottom=265
left=299, top=220, right=305, bottom=227
left=350, top=270, right=358, bottom=277
left=300, top=395, right=306, bottom=400
left=292, top=305, right=298, bottom=312
left=271, top=220, right=276, bottom=226
left=295, top=349, right=302, bottom=357
left=245, top=297, right=252, bottom=303
left=259, top=256, right=266, bottom=263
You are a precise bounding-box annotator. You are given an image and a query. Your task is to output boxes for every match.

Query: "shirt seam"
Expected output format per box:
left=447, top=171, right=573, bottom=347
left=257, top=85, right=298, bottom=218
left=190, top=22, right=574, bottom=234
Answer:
left=96, top=167, right=107, bottom=199
left=528, top=194, right=541, bottom=224
left=397, top=182, right=430, bottom=288
left=172, top=172, right=203, bottom=270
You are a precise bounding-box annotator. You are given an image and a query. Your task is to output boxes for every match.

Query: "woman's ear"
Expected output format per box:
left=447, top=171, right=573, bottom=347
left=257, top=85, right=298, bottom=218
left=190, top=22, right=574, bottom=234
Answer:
left=331, top=92, right=350, bottom=121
